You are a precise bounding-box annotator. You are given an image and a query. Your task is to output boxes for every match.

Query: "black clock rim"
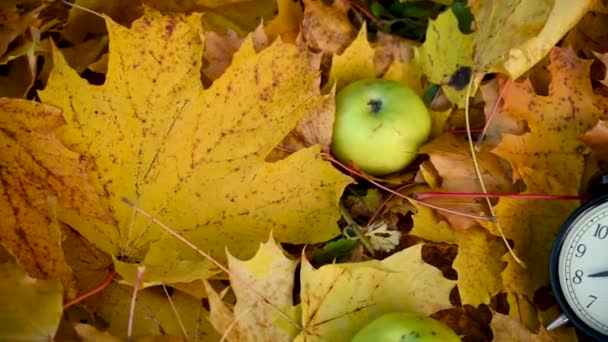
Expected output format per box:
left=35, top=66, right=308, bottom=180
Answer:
left=549, top=193, right=608, bottom=341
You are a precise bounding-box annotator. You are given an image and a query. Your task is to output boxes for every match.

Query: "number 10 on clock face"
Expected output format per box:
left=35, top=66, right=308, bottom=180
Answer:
left=556, top=201, right=608, bottom=337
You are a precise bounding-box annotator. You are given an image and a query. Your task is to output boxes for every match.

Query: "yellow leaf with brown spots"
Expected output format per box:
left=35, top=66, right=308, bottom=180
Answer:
left=482, top=47, right=608, bottom=299
left=0, top=98, right=108, bottom=290
left=39, top=9, right=351, bottom=285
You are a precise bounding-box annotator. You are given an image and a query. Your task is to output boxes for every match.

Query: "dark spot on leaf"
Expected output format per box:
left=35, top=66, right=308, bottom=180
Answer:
left=447, top=66, right=472, bottom=90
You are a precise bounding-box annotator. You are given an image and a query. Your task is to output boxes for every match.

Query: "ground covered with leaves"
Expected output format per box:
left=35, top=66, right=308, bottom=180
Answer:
left=1, top=0, right=608, bottom=341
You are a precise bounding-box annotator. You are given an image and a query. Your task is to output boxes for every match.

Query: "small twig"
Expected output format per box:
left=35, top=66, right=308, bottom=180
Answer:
left=121, top=198, right=307, bottom=334
left=464, top=76, right=525, bottom=268
left=128, top=266, right=146, bottom=341
left=63, top=270, right=117, bottom=310
left=476, top=79, right=510, bottom=149
left=322, top=153, right=495, bottom=222
left=339, top=202, right=376, bottom=255
left=61, top=0, right=104, bottom=18
left=162, top=285, right=189, bottom=340
left=446, top=128, right=483, bottom=135
left=347, top=1, right=384, bottom=28
left=415, top=192, right=589, bottom=201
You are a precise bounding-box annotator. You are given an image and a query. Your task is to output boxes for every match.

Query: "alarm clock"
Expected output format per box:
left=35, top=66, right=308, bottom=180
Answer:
left=548, top=190, right=608, bottom=340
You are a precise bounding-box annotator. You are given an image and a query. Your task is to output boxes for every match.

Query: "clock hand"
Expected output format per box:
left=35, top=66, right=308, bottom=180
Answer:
left=588, top=270, right=608, bottom=278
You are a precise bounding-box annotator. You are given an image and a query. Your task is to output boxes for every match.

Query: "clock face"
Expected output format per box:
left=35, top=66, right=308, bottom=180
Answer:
left=556, top=199, right=608, bottom=337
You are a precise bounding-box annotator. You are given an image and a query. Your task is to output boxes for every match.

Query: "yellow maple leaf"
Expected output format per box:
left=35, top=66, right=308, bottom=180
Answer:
left=206, top=238, right=454, bottom=341
left=482, top=47, right=608, bottom=299
left=326, top=24, right=376, bottom=92
left=77, top=282, right=220, bottom=340
left=39, top=10, right=351, bottom=284
left=471, top=0, right=593, bottom=79
left=410, top=203, right=505, bottom=306
left=0, top=98, right=110, bottom=291
left=417, top=9, right=473, bottom=107
left=205, top=236, right=300, bottom=341
left=0, top=260, right=63, bottom=340
left=296, top=243, right=454, bottom=341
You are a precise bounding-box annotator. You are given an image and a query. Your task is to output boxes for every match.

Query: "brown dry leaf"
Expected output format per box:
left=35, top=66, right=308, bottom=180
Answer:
left=0, top=54, right=36, bottom=98
left=562, top=11, right=608, bottom=58
left=418, top=134, right=515, bottom=229
left=275, top=87, right=335, bottom=155
left=594, top=51, right=608, bottom=86
left=61, top=0, right=141, bottom=44
left=301, top=0, right=354, bottom=55
left=491, top=312, right=577, bottom=342
left=580, top=119, right=608, bottom=162
left=0, top=98, right=110, bottom=291
left=374, top=32, right=416, bottom=77
left=482, top=47, right=608, bottom=299
left=0, top=0, right=41, bottom=58
left=202, top=29, right=244, bottom=83
left=61, top=35, right=108, bottom=74
left=479, top=78, right=526, bottom=148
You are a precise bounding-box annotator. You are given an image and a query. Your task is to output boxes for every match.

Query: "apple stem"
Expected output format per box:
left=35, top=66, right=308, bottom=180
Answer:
left=63, top=270, right=117, bottom=310
left=415, top=192, right=589, bottom=201
left=322, top=153, right=496, bottom=222
left=340, top=202, right=376, bottom=255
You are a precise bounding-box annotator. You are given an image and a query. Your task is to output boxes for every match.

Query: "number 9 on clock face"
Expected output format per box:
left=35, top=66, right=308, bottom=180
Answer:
left=552, top=197, right=608, bottom=338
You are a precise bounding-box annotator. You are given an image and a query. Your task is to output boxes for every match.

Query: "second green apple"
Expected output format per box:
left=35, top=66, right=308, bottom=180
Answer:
left=331, top=79, right=431, bottom=176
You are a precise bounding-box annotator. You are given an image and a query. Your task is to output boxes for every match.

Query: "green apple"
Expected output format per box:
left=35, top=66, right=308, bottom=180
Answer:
left=331, top=79, right=431, bottom=175
left=351, top=312, right=460, bottom=342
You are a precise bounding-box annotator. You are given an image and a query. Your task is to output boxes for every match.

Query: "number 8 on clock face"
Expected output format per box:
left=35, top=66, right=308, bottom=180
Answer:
left=550, top=194, right=608, bottom=340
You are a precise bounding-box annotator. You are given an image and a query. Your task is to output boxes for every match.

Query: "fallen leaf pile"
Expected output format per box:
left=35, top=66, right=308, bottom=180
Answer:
left=1, top=0, right=607, bottom=340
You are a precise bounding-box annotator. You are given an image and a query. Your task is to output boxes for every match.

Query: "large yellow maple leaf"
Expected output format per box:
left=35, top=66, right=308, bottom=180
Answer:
left=39, top=10, right=351, bottom=284
left=206, top=238, right=454, bottom=341
left=483, top=47, right=608, bottom=299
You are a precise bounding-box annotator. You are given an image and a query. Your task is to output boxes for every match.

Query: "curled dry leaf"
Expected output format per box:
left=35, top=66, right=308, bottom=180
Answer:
left=580, top=119, right=608, bottom=162
left=418, top=133, right=515, bottom=230
left=301, top=0, right=355, bottom=55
